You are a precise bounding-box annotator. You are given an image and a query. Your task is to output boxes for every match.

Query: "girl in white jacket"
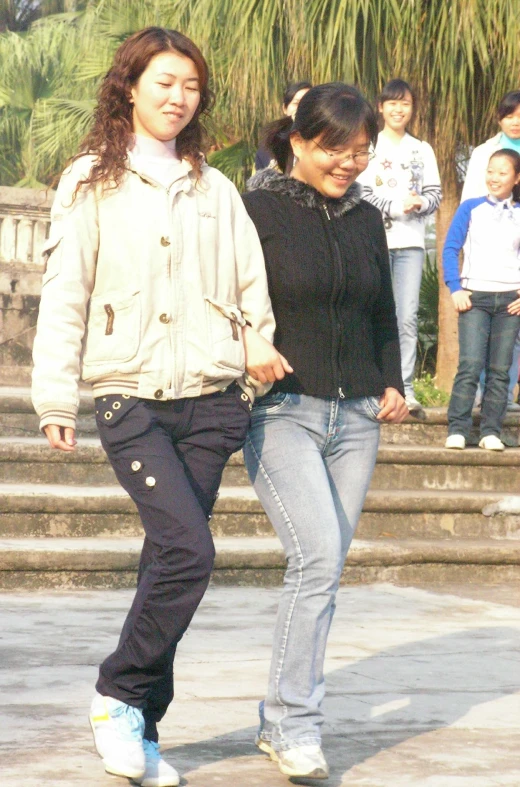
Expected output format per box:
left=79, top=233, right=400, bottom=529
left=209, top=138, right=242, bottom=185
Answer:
left=31, top=27, right=288, bottom=787
left=358, top=79, right=442, bottom=412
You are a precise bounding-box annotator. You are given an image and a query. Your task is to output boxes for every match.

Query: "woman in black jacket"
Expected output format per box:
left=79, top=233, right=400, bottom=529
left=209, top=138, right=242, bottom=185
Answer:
left=242, top=83, right=407, bottom=781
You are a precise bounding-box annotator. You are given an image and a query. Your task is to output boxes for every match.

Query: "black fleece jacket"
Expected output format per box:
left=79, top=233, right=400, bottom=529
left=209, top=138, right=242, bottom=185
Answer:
left=242, top=169, right=404, bottom=400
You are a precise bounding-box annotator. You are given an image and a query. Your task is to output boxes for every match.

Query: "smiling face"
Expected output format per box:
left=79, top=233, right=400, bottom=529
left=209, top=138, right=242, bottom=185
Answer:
left=290, top=129, right=371, bottom=199
left=499, top=104, right=520, bottom=140
left=486, top=155, right=520, bottom=201
left=378, top=91, right=413, bottom=134
left=130, top=50, right=201, bottom=142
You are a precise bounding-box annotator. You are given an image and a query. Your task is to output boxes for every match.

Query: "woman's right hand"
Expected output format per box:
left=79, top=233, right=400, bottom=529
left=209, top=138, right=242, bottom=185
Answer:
left=451, top=290, right=472, bottom=312
left=242, top=325, right=293, bottom=384
left=43, top=424, right=77, bottom=452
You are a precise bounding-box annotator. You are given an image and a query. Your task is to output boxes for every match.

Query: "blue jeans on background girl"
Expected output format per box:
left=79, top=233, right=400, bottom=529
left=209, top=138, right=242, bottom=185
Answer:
left=448, top=291, right=520, bottom=438
left=244, top=391, right=381, bottom=751
left=388, top=247, right=424, bottom=400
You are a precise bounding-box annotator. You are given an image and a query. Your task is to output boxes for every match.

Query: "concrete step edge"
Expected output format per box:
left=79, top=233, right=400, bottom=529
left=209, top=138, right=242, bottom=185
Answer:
left=1, top=537, right=520, bottom=571
left=3, top=437, right=520, bottom=468
left=0, top=437, right=244, bottom=465
left=0, top=483, right=517, bottom=514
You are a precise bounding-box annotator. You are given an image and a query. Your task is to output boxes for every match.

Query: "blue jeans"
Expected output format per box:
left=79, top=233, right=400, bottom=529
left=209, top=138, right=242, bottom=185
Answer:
left=244, top=392, right=381, bottom=750
left=477, top=328, right=520, bottom=404
left=389, top=247, right=424, bottom=398
left=448, top=291, right=520, bottom=438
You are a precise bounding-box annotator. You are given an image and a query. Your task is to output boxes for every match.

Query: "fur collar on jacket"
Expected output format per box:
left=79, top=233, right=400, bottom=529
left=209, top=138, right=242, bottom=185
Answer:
left=247, top=167, right=362, bottom=218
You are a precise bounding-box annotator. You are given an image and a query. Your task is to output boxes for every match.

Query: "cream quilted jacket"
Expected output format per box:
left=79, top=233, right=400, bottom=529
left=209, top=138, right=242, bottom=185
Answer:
left=32, top=155, right=274, bottom=430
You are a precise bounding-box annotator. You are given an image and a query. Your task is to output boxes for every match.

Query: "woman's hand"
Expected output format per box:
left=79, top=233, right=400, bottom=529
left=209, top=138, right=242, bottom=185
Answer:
left=43, top=424, right=77, bottom=452
left=242, top=325, right=293, bottom=384
left=451, top=290, right=472, bottom=312
left=377, top=387, right=409, bottom=423
left=507, top=290, right=520, bottom=315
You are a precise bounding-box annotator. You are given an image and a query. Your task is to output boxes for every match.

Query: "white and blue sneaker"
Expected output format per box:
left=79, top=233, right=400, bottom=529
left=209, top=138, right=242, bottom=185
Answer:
left=136, top=739, right=180, bottom=787
left=89, top=692, right=145, bottom=779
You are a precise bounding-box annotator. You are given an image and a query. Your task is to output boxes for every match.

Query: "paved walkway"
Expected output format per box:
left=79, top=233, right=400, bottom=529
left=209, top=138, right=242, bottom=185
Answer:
left=1, top=583, right=520, bottom=786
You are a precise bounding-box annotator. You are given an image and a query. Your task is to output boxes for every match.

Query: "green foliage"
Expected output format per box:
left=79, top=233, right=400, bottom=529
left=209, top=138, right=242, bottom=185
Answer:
left=0, top=0, right=519, bottom=192
left=416, top=251, right=439, bottom=377
left=207, top=141, right=254, bottom=193
left=413, top=373, right=450, bottom=407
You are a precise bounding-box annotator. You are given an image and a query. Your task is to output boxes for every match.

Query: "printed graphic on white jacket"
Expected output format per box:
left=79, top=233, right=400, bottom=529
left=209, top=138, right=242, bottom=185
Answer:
left=358, top=132, right=442, bottom=249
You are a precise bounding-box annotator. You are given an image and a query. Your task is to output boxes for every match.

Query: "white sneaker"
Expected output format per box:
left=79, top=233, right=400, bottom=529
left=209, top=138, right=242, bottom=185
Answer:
left=507, top=401, right=520, bottom=411
left=276, top=745, right=329, bottom=779
left=479, top=435, right=505, bottom=451
left=137, top=740, right=180, bottom=787
left=445, top=434, right=466, bottom=449
left=89, top=693, right=145, bottom=779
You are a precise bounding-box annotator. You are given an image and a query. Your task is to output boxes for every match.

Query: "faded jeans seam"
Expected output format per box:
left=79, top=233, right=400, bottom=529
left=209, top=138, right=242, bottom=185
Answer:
left=245, top=435, right=303, bottom=749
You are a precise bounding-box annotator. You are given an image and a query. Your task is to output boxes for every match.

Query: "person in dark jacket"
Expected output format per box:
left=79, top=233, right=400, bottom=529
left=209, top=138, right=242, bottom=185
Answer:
left=242, top=83, right=407, bottom=781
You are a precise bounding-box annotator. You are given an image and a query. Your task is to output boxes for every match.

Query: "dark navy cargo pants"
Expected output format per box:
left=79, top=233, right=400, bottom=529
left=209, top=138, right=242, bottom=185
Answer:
left=94, top=383, right=251, bottom=741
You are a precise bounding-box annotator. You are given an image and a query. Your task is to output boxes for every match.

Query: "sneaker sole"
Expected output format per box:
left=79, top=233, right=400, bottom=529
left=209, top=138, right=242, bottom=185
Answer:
left=138, top=775, right=180, bottom=787
left=89, top=715, right=145, bottom=780
left=278, top=761, right=329, bottom=779
left=255, top=736, right=279, bottom=762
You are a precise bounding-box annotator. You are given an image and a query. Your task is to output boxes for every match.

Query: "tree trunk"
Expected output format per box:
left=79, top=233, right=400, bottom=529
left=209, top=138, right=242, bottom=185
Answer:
left=435, top=179, right=460, bottom=392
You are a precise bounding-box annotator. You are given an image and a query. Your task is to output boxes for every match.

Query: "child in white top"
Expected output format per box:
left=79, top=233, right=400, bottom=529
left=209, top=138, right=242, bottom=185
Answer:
left=358, top=79, right=441, bottom=411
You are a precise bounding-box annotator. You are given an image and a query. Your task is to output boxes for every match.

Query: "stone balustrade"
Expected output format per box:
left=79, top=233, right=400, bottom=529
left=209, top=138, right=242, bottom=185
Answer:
left=0, top=186, right=53, bottom=266
left=0, top=186, right=54, bottom=380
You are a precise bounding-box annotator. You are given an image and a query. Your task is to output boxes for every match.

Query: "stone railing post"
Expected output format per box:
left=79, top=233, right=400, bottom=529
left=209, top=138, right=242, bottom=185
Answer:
left=0, top=185, right=55, bottom=384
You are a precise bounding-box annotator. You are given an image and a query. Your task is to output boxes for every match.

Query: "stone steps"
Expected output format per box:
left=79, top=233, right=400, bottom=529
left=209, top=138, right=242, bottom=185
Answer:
left=1, top=482, right=519, bottom=541
left=3, top=437, right=520, bottom=491
left=3, top=387, right=520, bottom=587
left=1, top=535, right=520, bottom=590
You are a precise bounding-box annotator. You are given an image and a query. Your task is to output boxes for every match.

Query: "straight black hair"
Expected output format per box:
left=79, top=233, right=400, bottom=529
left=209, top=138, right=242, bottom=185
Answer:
left=263, top=82, right=378, bottom=174
left=489, top=148, right=520, bottom=202
left=283, top=81, right=312, bottom=109
left=497, top=90, right=520, bottom=121
left=377, top=78, right=416, bottom=127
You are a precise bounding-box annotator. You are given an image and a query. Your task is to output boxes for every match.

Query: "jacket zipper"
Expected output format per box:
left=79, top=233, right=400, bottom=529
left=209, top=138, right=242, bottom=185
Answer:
left=322, top=203, right=345, bottom=400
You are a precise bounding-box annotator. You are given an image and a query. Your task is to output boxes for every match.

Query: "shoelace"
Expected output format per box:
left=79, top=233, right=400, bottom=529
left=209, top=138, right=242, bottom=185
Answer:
left=143, top=739, right=161, bottom=762
left=108, top=700, right=144, bottom=742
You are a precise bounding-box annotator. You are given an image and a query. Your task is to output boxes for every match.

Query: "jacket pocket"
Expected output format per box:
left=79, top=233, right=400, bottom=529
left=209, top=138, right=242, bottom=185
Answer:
left=204, top=297, right=245, bottom=372
left=83, top=290, right=141, bottom=366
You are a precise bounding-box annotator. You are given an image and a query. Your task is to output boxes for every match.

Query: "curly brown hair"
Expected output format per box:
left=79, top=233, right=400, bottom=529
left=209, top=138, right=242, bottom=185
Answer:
left=72, top=27, right=214, bottom=197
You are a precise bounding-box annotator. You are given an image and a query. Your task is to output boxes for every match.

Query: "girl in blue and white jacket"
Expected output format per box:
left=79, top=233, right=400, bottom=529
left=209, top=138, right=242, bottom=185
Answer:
left=443, top=149, right=520, bottom=451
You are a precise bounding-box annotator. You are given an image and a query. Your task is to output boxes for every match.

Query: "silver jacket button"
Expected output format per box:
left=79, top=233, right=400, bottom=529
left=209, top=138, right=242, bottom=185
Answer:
left=131, top=461, right=142, bottom=472
left=145, top=476, right=156, bottom=487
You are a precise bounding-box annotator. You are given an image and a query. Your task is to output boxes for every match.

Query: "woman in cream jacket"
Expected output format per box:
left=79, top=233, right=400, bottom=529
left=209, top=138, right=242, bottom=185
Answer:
left=32, top=27, right=287, bottom=787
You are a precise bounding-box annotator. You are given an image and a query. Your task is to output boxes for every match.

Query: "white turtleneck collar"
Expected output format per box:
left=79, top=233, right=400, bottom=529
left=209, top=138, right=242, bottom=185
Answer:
left=128, top=134, right=185, bottom=188
left=130, top=134, right=178, bottom=159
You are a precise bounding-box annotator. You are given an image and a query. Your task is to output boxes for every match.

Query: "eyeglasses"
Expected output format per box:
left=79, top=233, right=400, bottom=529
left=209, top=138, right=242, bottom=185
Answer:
left=313, top=140, right=375, bottom=165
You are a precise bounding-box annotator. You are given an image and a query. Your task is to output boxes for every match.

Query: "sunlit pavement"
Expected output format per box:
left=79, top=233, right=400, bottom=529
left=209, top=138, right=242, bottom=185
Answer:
left=1, top=583, right=519, bottom=786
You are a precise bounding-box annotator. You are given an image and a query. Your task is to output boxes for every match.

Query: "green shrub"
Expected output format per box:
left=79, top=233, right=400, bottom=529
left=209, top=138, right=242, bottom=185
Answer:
left=413, top=373, right=450, bottom=407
